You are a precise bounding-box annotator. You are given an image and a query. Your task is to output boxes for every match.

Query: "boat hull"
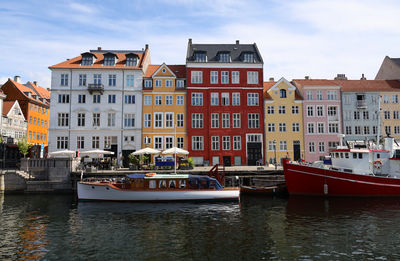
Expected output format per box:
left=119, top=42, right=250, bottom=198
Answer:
left=77, top=183, right=240, bottom=202
left=283, top=159, right=400, bottom=196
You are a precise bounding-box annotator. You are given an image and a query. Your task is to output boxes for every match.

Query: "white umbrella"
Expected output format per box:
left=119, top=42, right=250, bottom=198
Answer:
left=162, top=147, right=189, bottom=155
left=80, top=149, right=114, bottom=158
left=48, top=150, right=76, bottom=158
left=131, top=148, right=161, bottom=155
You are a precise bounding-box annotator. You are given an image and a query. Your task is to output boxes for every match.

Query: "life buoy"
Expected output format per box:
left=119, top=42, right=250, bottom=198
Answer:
left=373, top=160, right=383, bottom=169
left=145, top=172, right=156, bottom=177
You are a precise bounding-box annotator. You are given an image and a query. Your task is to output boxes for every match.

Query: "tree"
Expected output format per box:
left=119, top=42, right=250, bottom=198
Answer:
left=17, top=137, right=32, bottom=158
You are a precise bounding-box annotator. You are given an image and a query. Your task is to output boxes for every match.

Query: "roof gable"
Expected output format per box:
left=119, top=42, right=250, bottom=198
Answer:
left=153, top=63, right=176, bottom=78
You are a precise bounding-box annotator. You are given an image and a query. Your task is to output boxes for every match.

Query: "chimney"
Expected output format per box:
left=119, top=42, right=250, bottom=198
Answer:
left=334, top=74, right=347, bottom=80
left=269, top=77, right=274, bottom=82
left=360, top=73, right=366, bottom=80
left=14, top=76, right=21, bottom=83
left=305, top=76, right=310, bottom=80
left=97, top=47, right=102, bottom=51
left=236, top=40, right=240, bottom=45
left=33, top=81, right=38, bottom=86
left=145, top=44, right=149, bottom=50
left=188, top=38, right=192, bottom=45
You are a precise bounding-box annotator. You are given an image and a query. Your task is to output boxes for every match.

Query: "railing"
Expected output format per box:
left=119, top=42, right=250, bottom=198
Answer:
left=328, top=115, right=339, bottom=121
left=357, top=100, right=366, bottom=108
left=208, top=164, right=225, bottom=186
left=88, top=84, right=104, bottom=94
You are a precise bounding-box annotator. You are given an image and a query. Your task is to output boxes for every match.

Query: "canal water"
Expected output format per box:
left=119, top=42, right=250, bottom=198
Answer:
left=1, top=194, right=400, bottom=260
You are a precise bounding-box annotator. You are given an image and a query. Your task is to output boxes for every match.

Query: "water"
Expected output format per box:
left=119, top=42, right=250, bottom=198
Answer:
left=1, top=194, right=400, bottom=260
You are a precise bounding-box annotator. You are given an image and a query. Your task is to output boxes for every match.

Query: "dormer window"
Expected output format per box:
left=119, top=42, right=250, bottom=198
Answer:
left=103, top=54, right=116, bottom=66
left=243, top=53, right=254, bottom=63
left=126, top=57, right=137, bottom=66
left=81, top=52, right=96, bottom=66
left=280, top=89, right=287, bottom=98
left=219, top=52, right=230, bottom=63
left=194, top=52, right=207, bottom=62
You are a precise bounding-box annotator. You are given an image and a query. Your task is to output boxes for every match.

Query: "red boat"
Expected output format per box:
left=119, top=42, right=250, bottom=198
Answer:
left=283, top=136, right=400, bottom=196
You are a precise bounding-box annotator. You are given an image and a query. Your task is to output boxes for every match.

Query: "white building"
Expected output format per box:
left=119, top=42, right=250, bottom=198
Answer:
left=0, top=89, right=5, bottom=136
left=48, top=46, right=151, bottom=166
left=1, top=100, right=28, bottom=140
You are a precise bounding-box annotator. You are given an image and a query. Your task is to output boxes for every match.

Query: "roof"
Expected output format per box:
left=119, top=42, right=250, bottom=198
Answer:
left=2, top=79, right=50, bottom=106
left=2, top=101, right=15, bottom=116
left=186, top=40, right=263, bottom=63
left=144, top=64, right=186, bottom=78
left=390, top=58, right=400, bottom=68
left=263, top=80, right=303, bottom=100
left=49, top=48, right=148, bottom=69
left=24, top=82, right=51, bottom=99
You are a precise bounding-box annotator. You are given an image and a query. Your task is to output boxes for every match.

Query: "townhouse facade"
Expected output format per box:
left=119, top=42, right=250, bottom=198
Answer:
left=1, top=77, right=50, bottom=147
left=1, top=100, right=28, bottom=140
left=186, top=39, right=265, bottom=166
left=380, top=86, right=400, bottom=140
left=142, top=63, right=187, bottom=152
left=264, top=78, right=305, bottom=164
left=48, top=46, right=150, bottom=167
left=0, top=90, right=5, bottom=133
left=292, top=80, right=342, bottom=162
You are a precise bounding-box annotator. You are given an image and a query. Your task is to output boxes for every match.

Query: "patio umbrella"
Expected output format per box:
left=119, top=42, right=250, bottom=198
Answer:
left=162, top=147, right=189, bottom=155
left=131, top=148, right=161, bottom=155
left=80, top=149, right=114, bottom=158
left=48, top=150, right=76, bottom=158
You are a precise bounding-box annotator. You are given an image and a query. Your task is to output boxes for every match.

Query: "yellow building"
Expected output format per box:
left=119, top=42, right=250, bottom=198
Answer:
left=142, top=63, right=187, bottom=152
left=380, top=91, right=400, bottom=140
left=264, top=78, right=305, bottom=164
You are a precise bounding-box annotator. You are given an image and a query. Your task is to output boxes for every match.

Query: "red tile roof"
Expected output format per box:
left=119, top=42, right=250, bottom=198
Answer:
left=25, top=82, right=51, bottom=99
left=144, top=65, right=160, bottom=77
left=49, top=50, right=147, bottom=69
left=2, top=101, right=16, bottom=116
left=144, top=64, right=186, bottom=78
left=5, top=79, right=49, bottom=106
left=263, top=81, right=275, bottom=100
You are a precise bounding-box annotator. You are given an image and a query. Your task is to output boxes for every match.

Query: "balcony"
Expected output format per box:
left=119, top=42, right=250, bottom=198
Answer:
left=357, top=100, right=366, bottom=109
left=88, top=84, right=104, bottom=94
left=328, top=115, right=339, bottom=122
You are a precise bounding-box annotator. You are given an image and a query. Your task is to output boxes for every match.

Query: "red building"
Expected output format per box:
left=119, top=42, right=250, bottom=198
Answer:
left=186, top=39, right=264, bottom=166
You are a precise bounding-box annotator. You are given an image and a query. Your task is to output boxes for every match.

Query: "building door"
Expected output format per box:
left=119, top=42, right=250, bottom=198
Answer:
left=223, top=156, right=231, bottom=166
left=122, top=150, right=135, bottom=168
left=293, top=140, right=301, bottom=161
left=247, top=143, right=262, bottom=166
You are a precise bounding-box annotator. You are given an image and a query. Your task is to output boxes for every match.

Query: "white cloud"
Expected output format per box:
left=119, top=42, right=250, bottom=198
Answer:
left=69, top=2, right=97, bottom=14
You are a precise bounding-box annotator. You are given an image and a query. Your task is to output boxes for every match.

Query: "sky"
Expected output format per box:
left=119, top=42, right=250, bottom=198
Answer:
left=0, top=0, right=399, bottom=88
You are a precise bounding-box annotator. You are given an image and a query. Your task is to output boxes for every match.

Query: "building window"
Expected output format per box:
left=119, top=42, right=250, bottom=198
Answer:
left=166, top=95, right=173, bottom=105
left=81, top=56, right=93, bottom=66
left=177, top=137, right=184, bottom=149
left=364, top=126, right=370, bottom=135
left=191, top=93, right=203, bottom=106
left=192, top=113, right=203, bottom=128
left=395, top=126, right=400, bottom=134
left=222, top=136, right=231, bottom=150
left=292, top=123, right=300, bottom=132
left=247, top=71, right=258, bottom=84
left=393, top=94, right=399, bottom=104
left=355, top=126, right=361, bottom=135
left=144, top=95, right=151, bottom=105
left=61, top=74, right=68, bottom=86
left=279, top=123, right=286, bottom=132
left=278, top=106, right=286, bottom=114
left=233, top=136, right=241, bottom=150
left=306, top=91, right=313, bottom=100
left=108, top=74, right=116, bottom=86
left=211, top=93, right=219, bottom=106
left=78, top=94, right=86, bottom=104
left=107, top=113, right=116, bottom=127
left=176, top=80, right=184, bottom=88
left=308, top=123, right=315, bottom=134
left=268, top=140, right=276, bottom=151
left=328, top=123, right=339, bottom=133
left=317, top=122, right=325, bottom=133
left=232, top=71, right=240, bottom=84
left=104, top=56, right=115, bottom=66
left=144, top=114, right=151, bottom=128
left=108, top=95, right=116, bottom=103
left=126, top=57, right=137, bottom=67
left=58, top=113, right=69, bottom=127
left=221, top=71, right=229, bottom=84
left=57, top=137, right=68, bottom=149
left=194, top=53, right=206, bottom=62
left=317, top=106, right=324, bottom=117
left=126, top=75, right=134, bottom=87
left=316, top=90, right=322, bottom=100
left=79, top=74, right=87, bottom=86
left=58, top=94, right=69, bottom=103
left=210, top=71, right=218, bottom=84
left=247, top=93, right=259, bottom=106
left=221, top=93, right=229, bottom=106
left=328, top=106, right=337, bottom=117
left=94, top=74, right=101, bottom=85
left=191, top=71, right=203, bottom=84
left=165, top=113, right=174, bottom=128
left=233, top=113, right=241, bottom=128
left=280, top=89, right=287, bottom=98
left=211, top=113, right=219, bottom=128
left=124, top=95, right=135, bottom=104
left=280, top=141, right=287, bottom=151
left=384, top=111, right=391, bottom=120
left=385, top=126, right=392, bottom=135
left=222, top=113, right=230, bottom=128
left=91, top=136, right=100, bottom=149
left=267, top=106, right=274, bottom=114
left=177, top=95, right=184, bottom=105
left=292, top=106, right=299, bottom=114
left=155, top=95, right=162, bottom=105
left=93, top=95, right=101, bottom=104
left=319, top=142, right=325, bottom=152
left=354, top=111, right=361, bottom=120
left=155, top=80, right=162, bottom=87
left=248, top=113, right=259, bottom=129
left=345, top=126, right=352, bottom=135
left=154, top=113, right=163, bottom=128
left=394, top=111, right=399, bottom=120
left=327, top=90, right=337, bottom=100
left=93, top=113, right=100, bottom=127
left=192, top=136, right=204, bottom=150
left=363, top=111, right=369, bottom=120
left=124, top=113, right=135, bottom=127
left=268, top=123, right=275, bottom=132
left=77, top=113, right=86, bottom=127
left=219, top=53, right=230, bottom=62
left=177, top=113, right=184, bottom=128
left=144, top=80, right=152, bottom=88
left=165, top=80, right=173, bottom=87
left=154, top=137, right=163, bottom=150
left=243, top=53, right=254, bottom=63
left=309, top=142, right=315, bottom=153
left=165, top=137, right=173, bottom=149
left=77, top=136, right=85, bottom=149
left=211, top=136, right=220, bottom=150
left=307, top=106, right=314, bottom=117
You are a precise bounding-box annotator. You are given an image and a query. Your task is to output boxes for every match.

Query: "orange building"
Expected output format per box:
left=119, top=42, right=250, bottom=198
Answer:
left=1, top=76, right=50, bottom=147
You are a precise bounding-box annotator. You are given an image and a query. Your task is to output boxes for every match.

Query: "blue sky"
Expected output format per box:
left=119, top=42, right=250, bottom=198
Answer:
left=1, top=0, right=400, bottom=88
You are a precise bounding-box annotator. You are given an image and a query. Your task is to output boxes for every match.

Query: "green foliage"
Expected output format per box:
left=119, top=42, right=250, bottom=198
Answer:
left=129, top=154, right=140, bottom=165
left=187, top=157, right=194, bottom=167
left=17, top=137, right=32, bottom=158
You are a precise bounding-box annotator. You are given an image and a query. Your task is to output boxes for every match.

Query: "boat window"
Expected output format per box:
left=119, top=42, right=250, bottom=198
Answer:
left=358, top=153, right=363, bottom=159
left=343, top=168, right=353, bottom=173
left=149, top=180, right=156, bottom=189
left=377, top=154, right=380, bottom=159
left=345, top=153, right=349, bottom=158
left=179, top=180, right=186, bottom=188
left=159, top=180, right=167, bottom=189
left=340, top=153, right=343, bottom=158
left=169, top=180, right=176, bottom=188
left=209, top=180, right=217, bottom=189
left=353, top=153, right=357, bottom=159
left=200, top=178, right=209, bottom=189
left=335, top=153, right=339, bottom=158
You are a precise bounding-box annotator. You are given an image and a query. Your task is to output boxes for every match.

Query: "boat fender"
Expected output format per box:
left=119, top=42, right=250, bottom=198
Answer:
left=145, top=172, right=156, bottom=177
left=373, top=160, right=383, bottom=169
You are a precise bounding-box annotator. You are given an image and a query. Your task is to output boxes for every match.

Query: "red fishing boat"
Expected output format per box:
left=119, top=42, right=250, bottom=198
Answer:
left=283, top=135, right=400, bottom=196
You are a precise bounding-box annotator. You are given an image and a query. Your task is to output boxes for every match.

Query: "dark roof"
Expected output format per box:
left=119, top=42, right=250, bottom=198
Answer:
left=391, top=58, right=400, bottom=67
left=186, top=40, right=263, bottom=64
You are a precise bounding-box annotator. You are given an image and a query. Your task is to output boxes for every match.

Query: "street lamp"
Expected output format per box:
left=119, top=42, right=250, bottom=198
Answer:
left=273, top=140, right=277, bottom=170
